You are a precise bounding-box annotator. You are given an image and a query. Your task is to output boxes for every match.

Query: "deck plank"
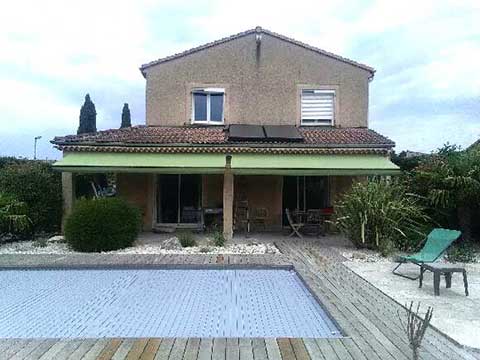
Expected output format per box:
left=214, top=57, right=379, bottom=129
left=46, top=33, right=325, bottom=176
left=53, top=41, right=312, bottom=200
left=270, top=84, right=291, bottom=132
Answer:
left=252, top=338, right=268, bottom=360
left=154, top=338, right=174, bottom=360
left=289, top=339, right=310, bottom=360
left=264, top=339, right=282, bottom=360
left=113, top=339, right=136, bottom=360
left=126, top=339, right=149, bottom=360
left=212, top=338, right=226, bottom=360
left=81, top=339, right=110, bottom=360
left=226, top=338, right=239, bottom=360
left=182, top=338, right=200, bottom=360
left=26, top=340, right=58, bottom=360
left=10, top=340, right=47, bottom=360
left=302, top=338, right=325, bottom=360
left=168, top=338, right=188, bottom=360
left=140, top=339, right=162, bottom=360
left=239, top=338, right=254, bottom=360
left=97, top=339, right=123, bottom=360
left=197, top=338, right=213, bottom=360
left=277, top=338, right=296, bottom=360
left=65, top=339, right=97, bottom=360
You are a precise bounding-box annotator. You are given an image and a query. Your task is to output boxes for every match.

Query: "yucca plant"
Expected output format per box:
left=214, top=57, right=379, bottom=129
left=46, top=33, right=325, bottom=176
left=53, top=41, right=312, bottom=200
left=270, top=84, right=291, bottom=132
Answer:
left=334, top=179, right=430, bottom=254
left=0, top=192, right=32, bottom=238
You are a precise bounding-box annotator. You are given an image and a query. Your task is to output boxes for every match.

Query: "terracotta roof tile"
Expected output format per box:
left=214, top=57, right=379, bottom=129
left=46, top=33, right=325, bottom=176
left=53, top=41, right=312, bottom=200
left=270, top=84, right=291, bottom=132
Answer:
left=52, top=125, right=394, bottom=149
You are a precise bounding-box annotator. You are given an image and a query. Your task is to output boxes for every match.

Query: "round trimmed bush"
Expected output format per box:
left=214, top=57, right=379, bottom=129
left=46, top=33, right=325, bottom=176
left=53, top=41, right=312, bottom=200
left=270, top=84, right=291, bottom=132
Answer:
left=65, top=197, right=141, bottom=252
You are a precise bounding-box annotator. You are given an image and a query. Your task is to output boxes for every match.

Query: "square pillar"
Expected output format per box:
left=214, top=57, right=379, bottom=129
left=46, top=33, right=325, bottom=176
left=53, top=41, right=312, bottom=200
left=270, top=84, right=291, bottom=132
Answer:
left=61, top=172, right=75, bottom=232
left=223, top=159, right=234, bottom=241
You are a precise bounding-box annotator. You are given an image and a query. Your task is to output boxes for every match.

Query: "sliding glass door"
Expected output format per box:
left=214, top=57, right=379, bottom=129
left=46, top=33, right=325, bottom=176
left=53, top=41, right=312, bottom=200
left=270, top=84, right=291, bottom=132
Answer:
left=157, top=174, right=201, bottom=224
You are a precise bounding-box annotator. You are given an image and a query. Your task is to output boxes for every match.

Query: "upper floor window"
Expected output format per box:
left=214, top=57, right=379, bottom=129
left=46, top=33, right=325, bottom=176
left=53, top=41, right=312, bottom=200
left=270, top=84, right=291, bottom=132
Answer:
left=301, top=89, right=335, bottom=126
left=192, top=88, right=224, bottom=124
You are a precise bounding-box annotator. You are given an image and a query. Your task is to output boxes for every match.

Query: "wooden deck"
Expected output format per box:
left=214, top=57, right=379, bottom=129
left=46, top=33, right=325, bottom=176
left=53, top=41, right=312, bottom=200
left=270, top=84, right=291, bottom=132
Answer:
left=0, top=239, right=478, bottom=359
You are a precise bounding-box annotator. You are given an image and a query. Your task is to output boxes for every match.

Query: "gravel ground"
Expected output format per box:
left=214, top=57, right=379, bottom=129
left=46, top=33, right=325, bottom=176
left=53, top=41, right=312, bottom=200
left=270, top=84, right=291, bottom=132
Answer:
left=0, top=237, right=279, bottom=255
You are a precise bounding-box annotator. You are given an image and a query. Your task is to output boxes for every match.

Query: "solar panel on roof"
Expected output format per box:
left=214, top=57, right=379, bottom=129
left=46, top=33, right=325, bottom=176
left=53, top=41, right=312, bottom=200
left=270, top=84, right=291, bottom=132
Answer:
left=263, top=125, right=303, bottom=142
left=228, top=125, right=265, bottom=140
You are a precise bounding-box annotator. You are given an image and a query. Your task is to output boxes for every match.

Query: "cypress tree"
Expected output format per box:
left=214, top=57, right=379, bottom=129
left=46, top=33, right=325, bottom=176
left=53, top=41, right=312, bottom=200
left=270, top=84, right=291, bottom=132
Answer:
left=77, top=94, right=97, bottom=134
left=120, top=103, right=131, bottom=128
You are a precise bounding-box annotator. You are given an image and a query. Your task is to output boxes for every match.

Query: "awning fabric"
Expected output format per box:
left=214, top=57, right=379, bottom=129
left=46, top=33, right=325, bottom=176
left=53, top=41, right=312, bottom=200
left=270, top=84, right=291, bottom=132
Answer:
left=53, top=152, right=400, bottom=175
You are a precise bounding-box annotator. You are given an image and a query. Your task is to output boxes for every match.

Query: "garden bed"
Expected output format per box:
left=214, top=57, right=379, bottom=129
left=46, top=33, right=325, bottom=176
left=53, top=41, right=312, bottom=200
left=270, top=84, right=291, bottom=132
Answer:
left=0, top=235, right=279, bottom=255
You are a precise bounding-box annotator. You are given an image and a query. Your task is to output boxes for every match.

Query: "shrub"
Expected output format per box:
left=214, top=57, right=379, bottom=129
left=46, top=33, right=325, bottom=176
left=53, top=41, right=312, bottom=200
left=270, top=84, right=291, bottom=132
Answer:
left=334, top=179, right=430, bottom=254
left=212, top=230, right=225, bottom=247
left=64, top=198, right=141, bottom=252
left=177, top=230, right=196, bottom=247
left=446, top=242, right=478, bottom=263
left=0, top=161, right=62, bottom=234
left=0, top=192, right=32, bottom=239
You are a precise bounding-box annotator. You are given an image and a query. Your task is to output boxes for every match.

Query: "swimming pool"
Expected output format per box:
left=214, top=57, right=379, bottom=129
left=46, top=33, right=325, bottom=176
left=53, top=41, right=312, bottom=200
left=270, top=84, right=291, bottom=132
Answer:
left=0, top=268, right=341, bottom=338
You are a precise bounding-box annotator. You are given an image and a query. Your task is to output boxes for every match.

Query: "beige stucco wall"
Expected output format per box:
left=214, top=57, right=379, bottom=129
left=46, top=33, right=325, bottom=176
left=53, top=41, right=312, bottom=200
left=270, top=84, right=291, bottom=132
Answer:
left=116, top=173, right=154, bottom=230
left=144, top=33, right=370, bottom=128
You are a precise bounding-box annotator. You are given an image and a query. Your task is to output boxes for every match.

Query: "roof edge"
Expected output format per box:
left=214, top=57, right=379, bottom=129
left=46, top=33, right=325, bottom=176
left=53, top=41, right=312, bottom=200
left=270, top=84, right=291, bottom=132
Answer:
left=139, top=27, right=375, bottom=77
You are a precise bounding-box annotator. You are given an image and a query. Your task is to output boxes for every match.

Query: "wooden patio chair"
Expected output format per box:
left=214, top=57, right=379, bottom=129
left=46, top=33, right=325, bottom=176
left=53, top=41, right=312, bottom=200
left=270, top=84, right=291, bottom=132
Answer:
left=251, top=207, right=268, bottom=231
left=285, top=208, right=304, bottom=238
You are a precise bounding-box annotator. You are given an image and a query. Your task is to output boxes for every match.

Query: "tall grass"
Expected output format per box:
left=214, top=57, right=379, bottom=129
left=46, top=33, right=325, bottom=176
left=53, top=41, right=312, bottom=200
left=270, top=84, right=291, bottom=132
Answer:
left=334, top=179, right=429, bottom=255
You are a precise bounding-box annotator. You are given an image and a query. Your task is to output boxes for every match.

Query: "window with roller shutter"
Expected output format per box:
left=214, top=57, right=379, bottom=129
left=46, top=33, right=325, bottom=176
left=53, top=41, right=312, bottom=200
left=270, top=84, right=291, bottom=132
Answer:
left=301, top=89, right=335, bottom=126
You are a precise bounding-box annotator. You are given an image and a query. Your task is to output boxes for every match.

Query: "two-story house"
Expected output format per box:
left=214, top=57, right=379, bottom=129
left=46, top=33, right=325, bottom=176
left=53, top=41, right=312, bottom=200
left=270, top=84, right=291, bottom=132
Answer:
left=52, top=27, right=399, bottom=239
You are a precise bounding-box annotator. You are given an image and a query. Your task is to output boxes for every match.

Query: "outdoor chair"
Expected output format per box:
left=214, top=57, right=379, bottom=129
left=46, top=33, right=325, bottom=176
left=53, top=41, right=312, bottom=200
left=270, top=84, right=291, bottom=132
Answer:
left=285, top=208, right=304, bottom=238
left=251, top=207, right=268, bottom=231
left=392, top=228, right=462, bottom=280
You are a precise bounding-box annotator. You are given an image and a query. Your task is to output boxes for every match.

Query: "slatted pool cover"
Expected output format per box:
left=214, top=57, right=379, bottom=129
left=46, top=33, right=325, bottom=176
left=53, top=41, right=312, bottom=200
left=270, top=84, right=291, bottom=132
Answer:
left=0, top=269, right=341, bottom=338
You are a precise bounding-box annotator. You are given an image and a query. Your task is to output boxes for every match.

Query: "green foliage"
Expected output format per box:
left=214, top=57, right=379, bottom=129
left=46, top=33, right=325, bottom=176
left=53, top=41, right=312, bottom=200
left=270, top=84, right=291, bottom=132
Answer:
left=177, top=230, right=196, bottom=247
left=77, top=94, right=97, bottom=134
left=211, top=230, right=225, bottom=247
left=0, top=161, right=62, bottom=233
left=446, top=241, right=478, bottom=263
left=391, top=151, right=427, bottom=172
left=64, top=198, right=141, bottom=252
left=410, top=144, right=480, bottom=241
left=0, top=193, right=32, bottom=237
left=120, top=103, right=131, bottom=128
left=334, top=179, right=430, bottom=254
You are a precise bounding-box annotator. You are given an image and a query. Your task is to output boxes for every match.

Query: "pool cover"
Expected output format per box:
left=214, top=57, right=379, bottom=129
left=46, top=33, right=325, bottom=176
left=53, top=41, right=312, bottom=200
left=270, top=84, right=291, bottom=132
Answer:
left=0, top=268, right=341, bottom=338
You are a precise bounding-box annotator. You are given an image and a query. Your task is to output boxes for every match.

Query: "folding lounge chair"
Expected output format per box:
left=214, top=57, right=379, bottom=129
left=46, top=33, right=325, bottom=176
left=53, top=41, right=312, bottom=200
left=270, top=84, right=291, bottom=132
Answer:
left=392, top=228, right=461, bottom=280
left=285, top=209, right=304, bottom=238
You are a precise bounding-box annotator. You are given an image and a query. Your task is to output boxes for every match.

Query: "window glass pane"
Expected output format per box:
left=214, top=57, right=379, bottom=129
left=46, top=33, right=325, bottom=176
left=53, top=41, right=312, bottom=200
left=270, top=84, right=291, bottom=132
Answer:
left=210, top=94, right=224, bottom=122
left=193, top=93, right=207, bottom=121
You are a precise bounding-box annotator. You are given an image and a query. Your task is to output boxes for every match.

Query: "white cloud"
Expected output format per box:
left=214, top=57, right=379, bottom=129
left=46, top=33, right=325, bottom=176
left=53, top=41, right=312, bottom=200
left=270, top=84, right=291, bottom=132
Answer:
left=0, top=0, right=479, bottom=157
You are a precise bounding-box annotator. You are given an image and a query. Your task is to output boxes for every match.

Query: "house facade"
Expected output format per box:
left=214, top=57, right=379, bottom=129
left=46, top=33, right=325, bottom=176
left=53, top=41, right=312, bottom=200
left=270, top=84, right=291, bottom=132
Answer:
left=52, top=27, right=399, bottom=239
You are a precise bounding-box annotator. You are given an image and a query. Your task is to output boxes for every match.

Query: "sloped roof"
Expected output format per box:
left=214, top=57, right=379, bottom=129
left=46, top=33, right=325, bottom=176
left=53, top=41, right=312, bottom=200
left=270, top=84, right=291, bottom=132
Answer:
left=52, top=125, right=394, bottom=150
left=140, top=27, right=375, bottom=77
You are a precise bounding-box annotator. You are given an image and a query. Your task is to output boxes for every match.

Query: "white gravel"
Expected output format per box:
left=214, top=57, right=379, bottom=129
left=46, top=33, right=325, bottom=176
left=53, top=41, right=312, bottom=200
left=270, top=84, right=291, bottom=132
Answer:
left=0, top=238, right=279, bottom=255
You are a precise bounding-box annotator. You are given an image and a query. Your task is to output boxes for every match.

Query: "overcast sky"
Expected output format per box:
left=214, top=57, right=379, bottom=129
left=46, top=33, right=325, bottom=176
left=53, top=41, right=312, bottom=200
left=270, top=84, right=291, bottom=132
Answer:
left=0, top=0, right=479, bottom=160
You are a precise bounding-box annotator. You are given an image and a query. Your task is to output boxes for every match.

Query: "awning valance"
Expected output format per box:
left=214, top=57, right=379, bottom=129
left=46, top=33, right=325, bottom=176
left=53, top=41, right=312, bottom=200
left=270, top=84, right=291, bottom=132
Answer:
left=231, top=154, right=400, bottom=175
left=53, top=152, right=400, bottom=175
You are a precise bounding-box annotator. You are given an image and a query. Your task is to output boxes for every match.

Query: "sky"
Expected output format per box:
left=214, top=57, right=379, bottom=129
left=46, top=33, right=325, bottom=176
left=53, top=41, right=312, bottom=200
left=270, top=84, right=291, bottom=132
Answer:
left=0, top=0, right=479, bottom=160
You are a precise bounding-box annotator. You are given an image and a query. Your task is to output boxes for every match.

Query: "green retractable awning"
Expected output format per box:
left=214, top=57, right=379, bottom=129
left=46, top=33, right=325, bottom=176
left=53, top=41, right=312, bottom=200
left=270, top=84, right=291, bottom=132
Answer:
left=231, top=154, right=400, bottom=175
left=53, top=152, right=227, bottom=173
left=53, top=152, right=400, bottom=175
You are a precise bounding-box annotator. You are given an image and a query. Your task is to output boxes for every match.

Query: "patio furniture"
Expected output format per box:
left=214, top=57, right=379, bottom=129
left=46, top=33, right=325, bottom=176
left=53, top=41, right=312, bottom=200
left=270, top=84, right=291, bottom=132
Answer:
left=392, top=228, right=462, bottom=280
left=286, top=208, right=305, bottom=238
left=235, top=200, right=250, bottom=234
left=419, top=263, right=469, bottom=296
left=252, top=207, right=268, bottom=231
left=304, top=209, right=322, bottom=236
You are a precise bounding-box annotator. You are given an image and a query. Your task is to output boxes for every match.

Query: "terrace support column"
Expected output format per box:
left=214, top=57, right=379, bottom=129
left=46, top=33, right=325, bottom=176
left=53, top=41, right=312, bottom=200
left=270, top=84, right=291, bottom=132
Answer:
left=223, top=156, right=234, bottom=241
left=61, top=172, right=76, bottom=232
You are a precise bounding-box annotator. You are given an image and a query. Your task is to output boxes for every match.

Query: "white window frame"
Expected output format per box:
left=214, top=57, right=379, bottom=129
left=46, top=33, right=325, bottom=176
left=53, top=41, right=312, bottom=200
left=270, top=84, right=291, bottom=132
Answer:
left=191, top=88, right=225, bottom=124
left=300, top=89, right=335, bottom=126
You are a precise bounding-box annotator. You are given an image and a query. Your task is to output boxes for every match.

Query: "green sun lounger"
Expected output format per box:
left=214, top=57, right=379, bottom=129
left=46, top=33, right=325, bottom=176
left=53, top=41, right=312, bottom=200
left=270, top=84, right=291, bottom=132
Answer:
left=392, top=228, right=462, bottom=280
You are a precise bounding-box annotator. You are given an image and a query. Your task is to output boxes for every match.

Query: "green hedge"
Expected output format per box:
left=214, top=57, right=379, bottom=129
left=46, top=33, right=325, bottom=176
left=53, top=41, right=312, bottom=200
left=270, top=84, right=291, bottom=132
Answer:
left=0, top=160, right=62, bottom=233
left=64, top=197, right=141, bottom=252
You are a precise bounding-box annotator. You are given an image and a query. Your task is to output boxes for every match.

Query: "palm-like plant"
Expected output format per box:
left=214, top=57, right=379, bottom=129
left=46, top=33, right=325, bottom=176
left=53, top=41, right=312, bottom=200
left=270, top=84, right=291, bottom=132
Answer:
left=334, top=179, right=430, bottom=254
left=413, top=146, right=480, bottom=241
left=0, top=193, right=32, bottom=237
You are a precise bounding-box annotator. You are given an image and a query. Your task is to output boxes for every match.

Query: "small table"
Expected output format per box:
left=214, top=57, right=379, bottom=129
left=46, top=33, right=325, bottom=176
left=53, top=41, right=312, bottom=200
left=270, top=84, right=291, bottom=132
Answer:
left=419, top=263, right=469, bottom=296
